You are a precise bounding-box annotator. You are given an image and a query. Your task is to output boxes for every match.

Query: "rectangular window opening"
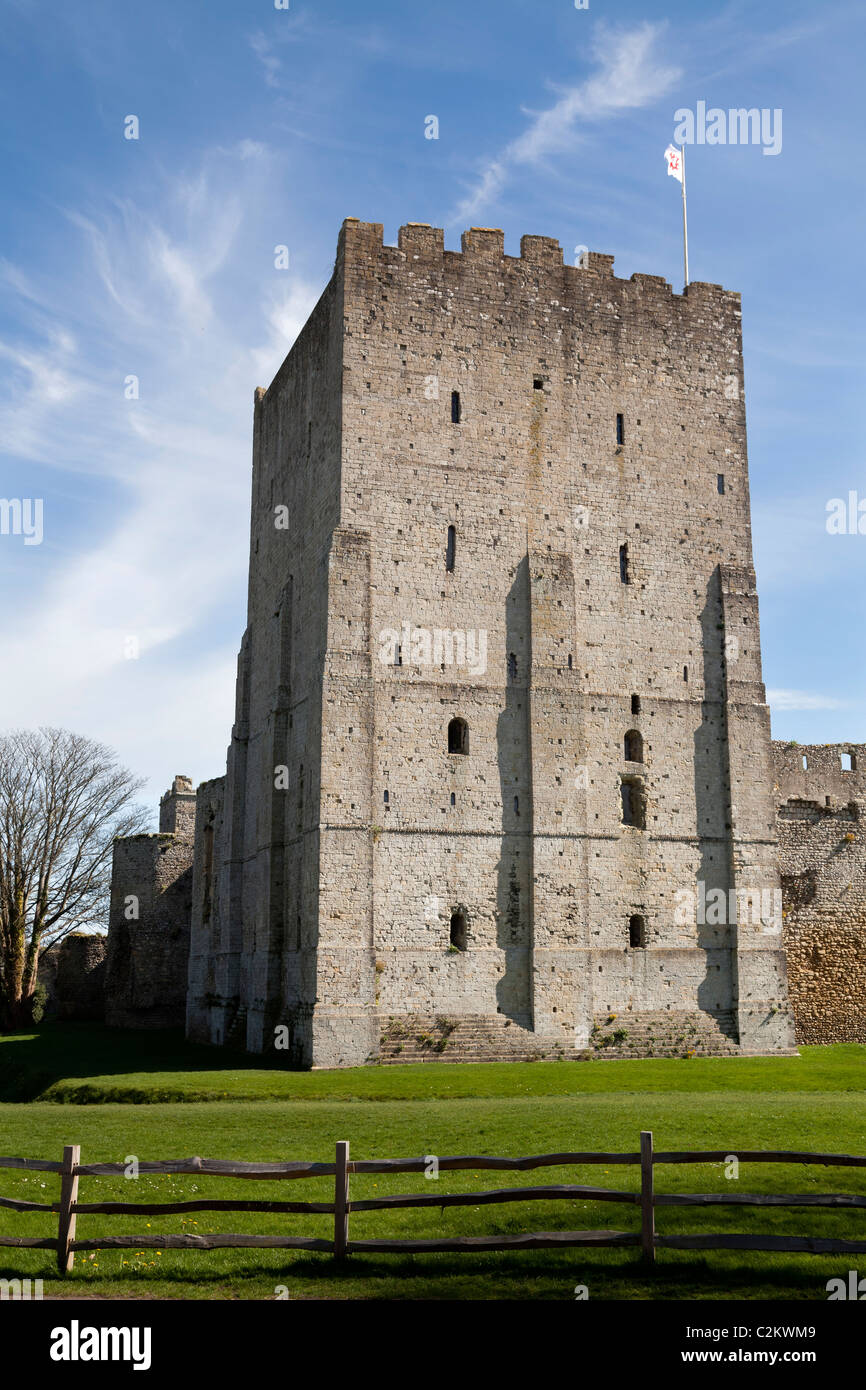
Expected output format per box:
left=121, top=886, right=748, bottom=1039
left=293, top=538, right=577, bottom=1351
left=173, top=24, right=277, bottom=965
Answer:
left=620, top=777, right=646, bottom=830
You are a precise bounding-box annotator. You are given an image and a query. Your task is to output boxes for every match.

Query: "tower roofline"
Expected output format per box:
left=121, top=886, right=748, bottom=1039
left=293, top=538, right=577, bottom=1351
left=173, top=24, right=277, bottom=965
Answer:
left=337, top=216, right=736, bottom=306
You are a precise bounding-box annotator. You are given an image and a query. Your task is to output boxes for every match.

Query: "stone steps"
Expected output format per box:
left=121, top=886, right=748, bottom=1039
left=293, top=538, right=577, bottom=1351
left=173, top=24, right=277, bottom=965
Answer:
left=374, top=1010, right=742, bottom=1064
left=376, top=1015, right=564, bottom=1064
left=589, top=1010, right=740, bottom=1059
left=224, top=1007, right=248, bottom=1051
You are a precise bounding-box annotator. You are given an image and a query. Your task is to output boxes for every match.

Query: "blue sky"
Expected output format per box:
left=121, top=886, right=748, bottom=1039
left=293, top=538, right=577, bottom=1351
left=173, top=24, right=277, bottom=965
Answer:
left=1, top=0, right=864, bottom=814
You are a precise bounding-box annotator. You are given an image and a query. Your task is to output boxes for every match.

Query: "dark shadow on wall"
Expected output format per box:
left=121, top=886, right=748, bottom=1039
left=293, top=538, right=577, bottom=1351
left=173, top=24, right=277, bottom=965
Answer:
left=694, top=570, right=737, bottom=1031
left=495, top=555, right=532, bottom=1024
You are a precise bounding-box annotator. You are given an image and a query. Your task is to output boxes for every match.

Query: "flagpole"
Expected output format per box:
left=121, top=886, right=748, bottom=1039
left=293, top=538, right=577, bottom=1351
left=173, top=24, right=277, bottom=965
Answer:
left=680, top=143, right=689, bottom=287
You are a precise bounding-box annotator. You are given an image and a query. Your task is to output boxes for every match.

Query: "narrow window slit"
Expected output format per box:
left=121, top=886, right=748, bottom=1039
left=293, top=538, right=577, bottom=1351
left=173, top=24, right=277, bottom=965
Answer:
left=450, top=910, right=467, bottom=951
left=445, top=525, right=456, bottom=572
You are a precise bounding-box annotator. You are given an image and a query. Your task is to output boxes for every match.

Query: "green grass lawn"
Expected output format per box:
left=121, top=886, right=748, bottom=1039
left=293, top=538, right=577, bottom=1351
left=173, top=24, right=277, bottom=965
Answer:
left=1, top=1025, right=865, bottom=1300
left=3, top=1022, right=865, bottom=1103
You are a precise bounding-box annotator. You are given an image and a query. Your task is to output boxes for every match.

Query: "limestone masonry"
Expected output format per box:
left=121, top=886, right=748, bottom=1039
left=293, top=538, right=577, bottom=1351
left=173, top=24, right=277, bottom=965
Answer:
left=105, top=216, right=855, bottom=1066
left=104, top=776, right=195, bottom=1029
left=39, top=934, right=106, bottom=1022
left=773, top=743, right=866, bottom=1044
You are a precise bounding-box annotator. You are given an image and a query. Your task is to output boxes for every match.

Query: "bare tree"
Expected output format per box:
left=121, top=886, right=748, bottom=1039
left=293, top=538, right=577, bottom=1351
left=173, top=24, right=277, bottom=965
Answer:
left=0, top=727, right=149, bottom=1029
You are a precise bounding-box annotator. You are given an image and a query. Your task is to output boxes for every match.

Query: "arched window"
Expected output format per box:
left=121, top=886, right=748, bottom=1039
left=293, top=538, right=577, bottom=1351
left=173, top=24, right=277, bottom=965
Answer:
left=448, top=717, right=468, bottom=755
left=446, top=525, right=456, bottom=572
left=450, top=909, right=468, bottom=951
left=507, top=652, right=518, bottom=679
left=629, top=914, right=647, bottom=948
left=624, top=729, right=643, bottom=763
left=451, top=390, right=461, bottom=424
left=619, top=543, right=630, bottom=584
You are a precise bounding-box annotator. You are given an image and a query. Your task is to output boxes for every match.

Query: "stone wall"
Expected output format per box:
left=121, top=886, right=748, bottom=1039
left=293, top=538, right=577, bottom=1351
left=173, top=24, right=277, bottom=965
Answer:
left=105, top=777, right=195, bottom=1029
left=185, top=249, right=345, bottom=1062
left=186, top=775, right=230, bottom=1042
left=774, top=742, right=866, bottom=1043
left=38, top=934, right=106, bottom=1021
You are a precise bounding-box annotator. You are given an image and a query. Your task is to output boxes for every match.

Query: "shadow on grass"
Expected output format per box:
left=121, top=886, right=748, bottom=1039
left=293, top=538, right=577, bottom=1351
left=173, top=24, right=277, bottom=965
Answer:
left=2, top=1252, right=834, bottom=1301
left=0, top=1021, right=300, bottom=1101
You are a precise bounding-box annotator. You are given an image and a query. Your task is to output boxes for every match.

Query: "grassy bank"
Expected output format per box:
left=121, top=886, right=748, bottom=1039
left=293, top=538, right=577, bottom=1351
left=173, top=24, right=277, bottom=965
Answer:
left=2, top=1023, right=865, bottom=1103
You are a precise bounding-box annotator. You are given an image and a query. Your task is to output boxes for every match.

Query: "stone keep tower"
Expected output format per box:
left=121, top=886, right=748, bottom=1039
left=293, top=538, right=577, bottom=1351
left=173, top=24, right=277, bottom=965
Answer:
left=185, top=218, right=795, bottom=1066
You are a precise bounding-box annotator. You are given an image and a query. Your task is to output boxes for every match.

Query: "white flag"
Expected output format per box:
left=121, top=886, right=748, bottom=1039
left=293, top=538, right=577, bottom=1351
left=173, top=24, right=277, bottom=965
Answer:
left=664, top=144, right=683, bottom=182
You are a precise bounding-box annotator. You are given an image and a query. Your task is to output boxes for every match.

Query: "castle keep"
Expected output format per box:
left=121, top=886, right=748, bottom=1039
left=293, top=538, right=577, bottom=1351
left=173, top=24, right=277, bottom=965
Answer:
left=110, top=218, right=802, bottom=1066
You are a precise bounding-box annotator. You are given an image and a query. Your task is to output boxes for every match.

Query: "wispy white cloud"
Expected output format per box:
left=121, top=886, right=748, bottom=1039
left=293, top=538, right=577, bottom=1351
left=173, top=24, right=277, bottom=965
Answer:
left=249, top=30, right=281, bottom=88
left=767, top=689, right=846, bottom=712
left=0, top=141, right=319, bottom=801
left=451, top=22, right=681, bottom=224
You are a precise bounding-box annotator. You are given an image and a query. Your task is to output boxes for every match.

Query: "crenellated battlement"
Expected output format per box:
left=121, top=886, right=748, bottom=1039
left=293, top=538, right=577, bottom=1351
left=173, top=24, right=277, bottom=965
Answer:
left=337, top=216, right=737, bottom=310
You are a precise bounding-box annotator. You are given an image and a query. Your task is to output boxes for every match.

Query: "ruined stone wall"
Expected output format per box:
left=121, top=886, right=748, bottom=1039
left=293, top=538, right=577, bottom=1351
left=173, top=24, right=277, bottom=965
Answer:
left=186, top=775, right=227, bottom=1040
left=105, top=778, right=195, bottom=1029
left=38, top=934, right=106, bottom=1021
left=774, top=742, right=866, bottom=1043
left=159, top=775, right=197, bottom=836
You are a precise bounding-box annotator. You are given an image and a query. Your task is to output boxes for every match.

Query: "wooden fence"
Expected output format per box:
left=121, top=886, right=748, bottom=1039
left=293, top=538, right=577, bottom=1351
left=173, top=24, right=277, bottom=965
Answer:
left=2, top=1133, right=866, bottom=1276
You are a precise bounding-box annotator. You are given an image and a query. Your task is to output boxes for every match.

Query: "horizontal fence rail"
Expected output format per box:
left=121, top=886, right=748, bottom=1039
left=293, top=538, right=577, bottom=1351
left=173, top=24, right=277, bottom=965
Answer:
left=2, top=1134, right=866, bottom=1275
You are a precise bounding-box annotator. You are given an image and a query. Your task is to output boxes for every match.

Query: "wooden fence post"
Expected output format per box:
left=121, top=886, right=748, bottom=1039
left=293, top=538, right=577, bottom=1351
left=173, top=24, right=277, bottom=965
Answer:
left=57, top=1145, right=80, bottom=1276
left=640, top=1130, right=655, bottom=1264
left=334, top=1141, right=349, bottom=1260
